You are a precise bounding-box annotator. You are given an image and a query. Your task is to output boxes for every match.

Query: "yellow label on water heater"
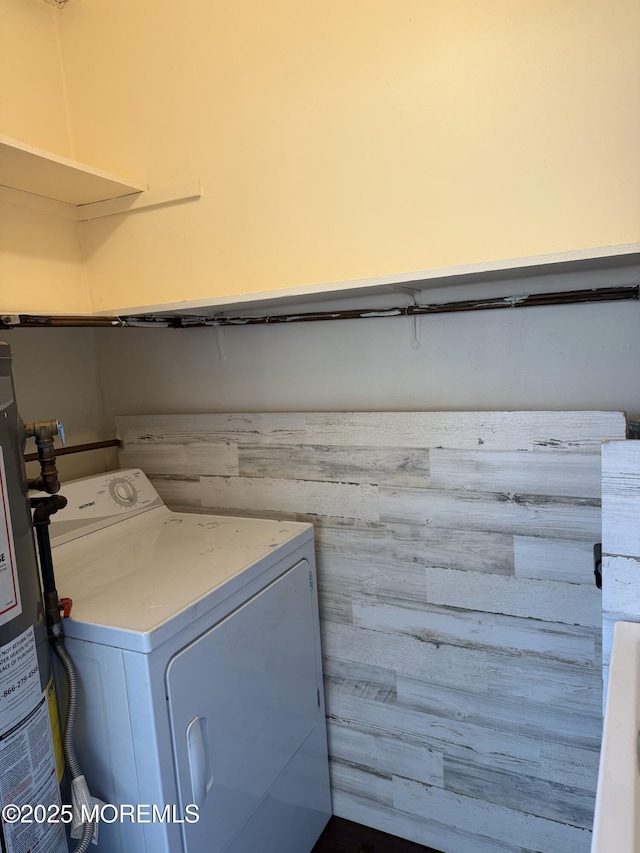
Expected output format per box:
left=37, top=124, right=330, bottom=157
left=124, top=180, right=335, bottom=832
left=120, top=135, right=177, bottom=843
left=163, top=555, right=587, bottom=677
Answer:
left=46, top=675, right=65, bottom=782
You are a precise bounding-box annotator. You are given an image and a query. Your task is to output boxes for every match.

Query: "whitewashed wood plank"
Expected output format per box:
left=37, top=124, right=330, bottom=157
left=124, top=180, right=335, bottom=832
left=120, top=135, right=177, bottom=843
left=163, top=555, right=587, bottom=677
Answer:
left=120, top=444, right=183, bottom=473
left=116, top=410, right=624, bottom=451
left=323, top=621, right=598, bottom=696
left=602, top=438, right=640, bottom=472
left=444, top=755, right=594, bottom=828
left=352, top=599, right=598, bottom=663
left=526, top=410, right=625, bottom=451
left=329, top=695, right=595, bottom=825
left=425, top=567, right=601, bottom=627
left=317, top=587, right=354, bottom=626
left=323, top=622, right=490, bottom=691
left=330, top=760, right=392, bottom=806
left=429, top=449, right=601, bottom=497
left=331, top=789, right=525, bottom=853
left=116, top=408, right=620, bottom=851
left=199, top=475, right=379, bottom=520
left=116, top=412, right=310, bottom=445
left=317, top=522, right=515, bottom=575
left=148, top=476, right=201, bottom=508
left=392, top=777, right=592, bottom=853
left=325, top=622, right=600, bottom=716
left=318, top=553, right=429, bottom=605
left=380, top=487, right=601, bottom=539
left=486, top=657, right=601, bottom=717
left=238, top=444, right=430, bottom=487
left=601, top=444, right=640, bottom=674
left=396, top=676, right=601, bottom=749
left=326, top=691, right=542, bottom=775
left=514, top=536, right=595, bottom=584
left=532, top=439, right=616, bottom=454
left=306, top=411, right=623, bottom=451
left=538, top=742, right=600, bottom=791
left=116, top=412, right=490, bottom=449
left=327, top=673, right=597, bottom=790
left=120, top=441, right=239, bottom=476
left=327, top=722, right=444, bottom=787
left=602, top=555, right=640, bottom=616
left=602, top=441, right=640, bottom=557
left=323, top=658, right=397, bottom=703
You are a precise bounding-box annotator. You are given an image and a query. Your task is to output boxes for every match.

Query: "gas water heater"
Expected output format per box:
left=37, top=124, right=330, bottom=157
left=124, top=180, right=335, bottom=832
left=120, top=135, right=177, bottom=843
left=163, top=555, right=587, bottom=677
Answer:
left=0, top=343, right=68, bottom=853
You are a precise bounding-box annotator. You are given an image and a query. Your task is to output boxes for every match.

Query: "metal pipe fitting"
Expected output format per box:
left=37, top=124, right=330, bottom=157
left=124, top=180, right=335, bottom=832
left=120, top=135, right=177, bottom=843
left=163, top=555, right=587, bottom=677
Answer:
left=24, top=419, right=65, bottom=493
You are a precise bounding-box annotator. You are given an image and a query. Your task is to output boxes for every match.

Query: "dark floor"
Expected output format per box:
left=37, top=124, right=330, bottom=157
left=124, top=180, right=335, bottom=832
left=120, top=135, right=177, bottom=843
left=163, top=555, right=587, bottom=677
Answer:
left=312, top=817, right=444, bottom=853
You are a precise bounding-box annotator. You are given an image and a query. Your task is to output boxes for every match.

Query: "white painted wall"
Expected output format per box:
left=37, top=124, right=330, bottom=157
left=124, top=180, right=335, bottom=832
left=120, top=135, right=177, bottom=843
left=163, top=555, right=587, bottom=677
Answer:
left=601, top=441, right=640, bottom=691
left=56, top=0, right=640, bottom=312
left=3, top=2, right=638, bottom=316
left=5, top=329, right=118, bottom=482
left=1, top=0, right=70, bottom=151
left=0, top=0, right=89, bottom=312
left=93, top=266, right=640, bottom=421
left=3, top=265, right=636, bottom=484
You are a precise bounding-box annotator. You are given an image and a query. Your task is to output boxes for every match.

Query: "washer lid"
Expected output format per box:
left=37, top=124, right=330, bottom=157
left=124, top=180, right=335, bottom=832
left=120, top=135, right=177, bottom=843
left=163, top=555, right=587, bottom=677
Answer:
left=51, top=508, right=312, bottom=653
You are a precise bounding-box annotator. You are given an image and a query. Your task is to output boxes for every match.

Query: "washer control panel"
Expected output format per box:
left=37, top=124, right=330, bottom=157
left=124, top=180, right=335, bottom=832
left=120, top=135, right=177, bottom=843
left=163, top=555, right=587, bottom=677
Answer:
left=109, top=476, right=139, bottom=508
left=47, top=469, right=164, bottom=545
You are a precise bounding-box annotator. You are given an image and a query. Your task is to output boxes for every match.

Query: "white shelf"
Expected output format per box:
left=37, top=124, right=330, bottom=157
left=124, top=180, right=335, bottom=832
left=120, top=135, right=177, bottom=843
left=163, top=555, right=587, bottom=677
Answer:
left=99, top=242, right=640, bottom=317
left=0, top=134, right=146, bottom=205
left=0, top=135, right=201, bottom=220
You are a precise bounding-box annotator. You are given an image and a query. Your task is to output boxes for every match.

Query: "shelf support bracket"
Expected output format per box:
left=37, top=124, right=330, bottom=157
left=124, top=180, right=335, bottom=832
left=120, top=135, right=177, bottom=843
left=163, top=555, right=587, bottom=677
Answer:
left=75, top=181, right=202, bottom=221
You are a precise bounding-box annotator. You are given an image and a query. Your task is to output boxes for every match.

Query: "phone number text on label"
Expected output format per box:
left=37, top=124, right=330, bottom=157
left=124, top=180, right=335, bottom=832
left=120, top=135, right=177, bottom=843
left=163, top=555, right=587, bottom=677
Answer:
left=2, top=666, right=38, bottom=699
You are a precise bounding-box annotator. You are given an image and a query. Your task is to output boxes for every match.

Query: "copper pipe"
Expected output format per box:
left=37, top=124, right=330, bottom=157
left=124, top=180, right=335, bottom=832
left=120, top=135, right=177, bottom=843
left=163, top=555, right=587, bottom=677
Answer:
left=1, top=315, right=125, bottom=328
left=3, top=285, right=639, bottom=330
left=24, top=438, right=121, bottom=463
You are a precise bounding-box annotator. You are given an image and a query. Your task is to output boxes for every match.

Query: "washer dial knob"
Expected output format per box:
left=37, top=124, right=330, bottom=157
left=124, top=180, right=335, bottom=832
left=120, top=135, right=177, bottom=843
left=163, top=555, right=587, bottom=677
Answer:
left=109, top=478, right=138, bottom=508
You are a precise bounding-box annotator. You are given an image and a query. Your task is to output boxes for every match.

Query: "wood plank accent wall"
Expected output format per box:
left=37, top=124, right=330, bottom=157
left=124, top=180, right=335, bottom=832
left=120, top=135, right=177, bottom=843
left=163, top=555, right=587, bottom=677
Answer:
left=602, top=440, right=640, bottom=695
left=116, top=411, right=626, bottom=853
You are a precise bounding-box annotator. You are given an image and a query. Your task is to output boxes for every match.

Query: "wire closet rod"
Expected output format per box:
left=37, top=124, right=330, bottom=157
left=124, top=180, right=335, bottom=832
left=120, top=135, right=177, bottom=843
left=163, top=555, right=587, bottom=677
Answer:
left=2, top=285, right=638, bottom=330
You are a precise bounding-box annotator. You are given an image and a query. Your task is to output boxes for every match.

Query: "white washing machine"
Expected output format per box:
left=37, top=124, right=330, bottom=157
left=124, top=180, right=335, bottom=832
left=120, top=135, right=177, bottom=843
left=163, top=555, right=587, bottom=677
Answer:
left=48, top=468, right=331, bottom=853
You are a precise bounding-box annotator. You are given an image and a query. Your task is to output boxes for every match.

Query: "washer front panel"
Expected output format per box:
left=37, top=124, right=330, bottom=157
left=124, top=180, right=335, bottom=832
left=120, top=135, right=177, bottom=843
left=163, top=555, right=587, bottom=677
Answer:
left=166, top=559, right=321, bottom=853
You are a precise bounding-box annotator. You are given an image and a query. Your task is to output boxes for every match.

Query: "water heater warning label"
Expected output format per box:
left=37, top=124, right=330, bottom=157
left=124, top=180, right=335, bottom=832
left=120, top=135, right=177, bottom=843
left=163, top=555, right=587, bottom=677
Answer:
left=0, top=627, right=41, bottom=734
left=0, top=628, right=68, bottom=853
left=0, top=447, right=21, bottom=628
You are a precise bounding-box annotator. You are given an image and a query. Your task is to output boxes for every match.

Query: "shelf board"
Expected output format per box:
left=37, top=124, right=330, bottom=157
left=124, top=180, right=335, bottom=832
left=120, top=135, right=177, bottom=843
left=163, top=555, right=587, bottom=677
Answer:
left=98, top=242, right=640, bottom=317
left=0, top=134, right=146, bottom=205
